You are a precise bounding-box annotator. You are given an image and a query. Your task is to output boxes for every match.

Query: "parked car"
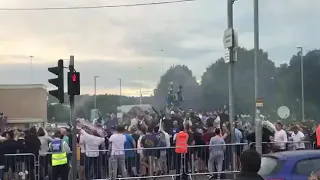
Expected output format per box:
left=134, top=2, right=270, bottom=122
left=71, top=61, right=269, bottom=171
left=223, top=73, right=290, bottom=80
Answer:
left=258, top=150, right=320, bottom=180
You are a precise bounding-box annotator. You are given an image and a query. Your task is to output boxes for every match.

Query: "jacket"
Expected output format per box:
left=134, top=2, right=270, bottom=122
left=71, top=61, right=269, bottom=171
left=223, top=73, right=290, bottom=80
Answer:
left=235, top=172, right=264, bottom=180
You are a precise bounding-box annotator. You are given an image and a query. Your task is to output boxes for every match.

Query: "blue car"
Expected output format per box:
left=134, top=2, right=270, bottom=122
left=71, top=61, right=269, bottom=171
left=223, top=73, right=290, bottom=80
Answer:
left=258, top=150, right=320, bottom=180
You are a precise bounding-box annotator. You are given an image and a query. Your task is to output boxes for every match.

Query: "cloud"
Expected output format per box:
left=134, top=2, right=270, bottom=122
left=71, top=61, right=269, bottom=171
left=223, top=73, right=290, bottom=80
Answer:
left=0, top=0, right=319, bottom=95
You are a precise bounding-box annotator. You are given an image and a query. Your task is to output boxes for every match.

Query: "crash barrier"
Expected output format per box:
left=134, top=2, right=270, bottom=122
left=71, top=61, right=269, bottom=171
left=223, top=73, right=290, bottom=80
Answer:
left=3, top=153, right=37, bottom=180
left=248, top=141, right=315, bottom=154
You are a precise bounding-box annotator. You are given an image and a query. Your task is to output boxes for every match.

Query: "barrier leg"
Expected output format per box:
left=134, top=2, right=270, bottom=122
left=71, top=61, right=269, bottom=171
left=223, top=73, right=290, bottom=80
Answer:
left=181, top=154, right=188, bottom=180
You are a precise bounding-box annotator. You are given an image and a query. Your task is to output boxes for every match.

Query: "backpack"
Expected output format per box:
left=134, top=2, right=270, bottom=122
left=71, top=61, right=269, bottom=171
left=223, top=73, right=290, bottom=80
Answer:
left=158, top=133, right=167, bottom=147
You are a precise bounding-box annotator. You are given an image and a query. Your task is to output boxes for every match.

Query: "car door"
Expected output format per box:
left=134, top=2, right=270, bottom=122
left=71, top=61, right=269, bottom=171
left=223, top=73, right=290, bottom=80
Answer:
left=292, top=157, right=320, bottom=180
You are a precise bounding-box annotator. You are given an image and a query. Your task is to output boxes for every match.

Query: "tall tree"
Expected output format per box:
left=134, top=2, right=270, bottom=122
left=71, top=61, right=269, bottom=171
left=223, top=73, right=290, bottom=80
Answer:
left=201, top=48, right=276, bottom=114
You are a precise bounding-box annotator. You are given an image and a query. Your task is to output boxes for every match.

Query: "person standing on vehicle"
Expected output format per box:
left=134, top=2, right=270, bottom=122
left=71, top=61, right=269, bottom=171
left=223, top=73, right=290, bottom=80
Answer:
left=235, top=149, right=264, bottom=180
left=50, top=131, right=70, bottom=180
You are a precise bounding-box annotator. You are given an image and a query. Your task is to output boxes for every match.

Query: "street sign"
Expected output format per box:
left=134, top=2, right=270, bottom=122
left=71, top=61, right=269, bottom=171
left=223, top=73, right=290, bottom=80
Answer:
left=256, top=98, right=264, bottom=107
left=277, top=106, right=290, bottom=119
left=224, top=49, right=230, bottom=63
left=223, top=28, right=234, bottom=48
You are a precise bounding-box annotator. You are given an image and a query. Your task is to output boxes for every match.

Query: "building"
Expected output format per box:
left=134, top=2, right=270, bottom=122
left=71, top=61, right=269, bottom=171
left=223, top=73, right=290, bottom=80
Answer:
left=0, top=84, right=47, bottom=129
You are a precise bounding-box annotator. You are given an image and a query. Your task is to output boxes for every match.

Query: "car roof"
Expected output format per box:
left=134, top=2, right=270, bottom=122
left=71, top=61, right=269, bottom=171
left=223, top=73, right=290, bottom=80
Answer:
left=264, top=150, right=320, bottom=160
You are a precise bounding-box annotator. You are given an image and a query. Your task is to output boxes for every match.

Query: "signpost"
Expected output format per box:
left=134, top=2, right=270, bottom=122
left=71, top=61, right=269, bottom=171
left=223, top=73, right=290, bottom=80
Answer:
left=223, top=28, right=234, bottom=48
left=256, top=98, right=264, bottom=108
left=224, top=49, right=230, bottom=63
left=277, top=106, right=290, bottom=119
left=255, top=97, right=263, bottom=154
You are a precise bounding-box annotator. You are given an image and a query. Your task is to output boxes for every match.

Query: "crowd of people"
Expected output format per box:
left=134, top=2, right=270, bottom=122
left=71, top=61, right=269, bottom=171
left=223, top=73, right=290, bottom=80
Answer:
left=0, top=107, right=318, bottom=180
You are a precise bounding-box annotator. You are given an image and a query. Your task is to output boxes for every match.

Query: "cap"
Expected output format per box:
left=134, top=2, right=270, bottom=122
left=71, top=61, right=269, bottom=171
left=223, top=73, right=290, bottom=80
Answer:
left=170, top=111, right=175, bottom=115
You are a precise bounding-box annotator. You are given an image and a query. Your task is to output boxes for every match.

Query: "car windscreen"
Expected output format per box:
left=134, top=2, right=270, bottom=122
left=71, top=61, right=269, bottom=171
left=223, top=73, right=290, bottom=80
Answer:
left=258, top=156, right=283, bottom=176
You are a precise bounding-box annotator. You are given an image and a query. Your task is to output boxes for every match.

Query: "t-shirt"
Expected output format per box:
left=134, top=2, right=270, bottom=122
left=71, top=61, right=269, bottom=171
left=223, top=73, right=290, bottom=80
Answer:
left=274, top=129, right=288, bottom=150
left=63, top=136, right=69, bottom=145
left=291, top=131, right=305, bottom=149
left=109, top=133, right=127, bottom=155
left=124, top=134, right=135, bottom=157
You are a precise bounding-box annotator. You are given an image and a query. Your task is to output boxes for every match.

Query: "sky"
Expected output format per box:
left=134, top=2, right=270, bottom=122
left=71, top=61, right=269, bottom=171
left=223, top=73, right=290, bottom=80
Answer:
left=0, top=0, right=319, bottom=96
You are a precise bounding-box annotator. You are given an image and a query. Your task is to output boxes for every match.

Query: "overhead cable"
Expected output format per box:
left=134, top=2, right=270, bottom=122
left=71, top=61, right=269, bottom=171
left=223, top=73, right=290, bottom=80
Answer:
left=0, top=0, right=195, bottom=11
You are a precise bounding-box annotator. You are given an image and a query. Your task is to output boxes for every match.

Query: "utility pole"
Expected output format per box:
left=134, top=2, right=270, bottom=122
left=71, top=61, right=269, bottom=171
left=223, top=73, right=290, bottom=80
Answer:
left=94, top=76, right=99, bottom=109
left=69, top=55, right=77, bottom=180
left=161, top=49, right=164, bottom=76
left=254, top=0, right=262, bottom=155
left=139, top=67, right=142, bottom=104
left=29, top=56, right=33, bottom=83
left=297, top=46, right=304, bottom=121
left=119, top=78, right=122, bottom=106
left=226, top=0, right=236, bottom=171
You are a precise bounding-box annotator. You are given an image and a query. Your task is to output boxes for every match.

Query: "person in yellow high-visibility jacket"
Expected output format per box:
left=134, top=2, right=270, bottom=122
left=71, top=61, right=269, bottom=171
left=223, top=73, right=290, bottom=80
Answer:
left=49, top=131, right=71, bottom=180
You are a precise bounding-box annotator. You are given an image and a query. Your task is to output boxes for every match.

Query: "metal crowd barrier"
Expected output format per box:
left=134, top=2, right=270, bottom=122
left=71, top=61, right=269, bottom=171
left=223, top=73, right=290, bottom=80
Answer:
left=3, top=141, right=317, bottom=180
left=248, top=141, right=314, bottom=154
left=3, top=153, right=36, bottom=180
left=186, top=143, right=247, bottom=180
left=113, top=146, right=181, bottom=180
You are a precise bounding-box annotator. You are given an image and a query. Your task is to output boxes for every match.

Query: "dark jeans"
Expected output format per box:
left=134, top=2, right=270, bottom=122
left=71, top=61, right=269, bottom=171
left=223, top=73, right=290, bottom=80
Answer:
left=39, top=155, right=50, bottom=178
left=52, top=164, right=69, bottom=180
left=85, top=156, right=101, bottom=180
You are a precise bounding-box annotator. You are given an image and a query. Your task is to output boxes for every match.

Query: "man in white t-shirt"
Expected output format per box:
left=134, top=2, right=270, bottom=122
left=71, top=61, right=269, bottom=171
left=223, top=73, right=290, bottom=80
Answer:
left=109, top=126, right=128, bottom=179
left=274, top=122, right=288, bottom=152
left=291, top=126, right=305, bottom=150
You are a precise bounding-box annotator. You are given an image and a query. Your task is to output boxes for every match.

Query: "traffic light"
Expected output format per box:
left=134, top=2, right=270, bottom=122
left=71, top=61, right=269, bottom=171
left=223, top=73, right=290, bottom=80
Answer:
left=68, top=71, right=80, bottom=95
left=48, top=59, right=64, bottom=103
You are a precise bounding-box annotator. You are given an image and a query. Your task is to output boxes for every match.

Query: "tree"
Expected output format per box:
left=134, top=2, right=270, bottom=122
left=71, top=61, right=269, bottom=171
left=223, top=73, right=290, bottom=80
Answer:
left=201, top=48, right=276, bottom=115
left=47, top=49, right=320, bottom=122
left=285, top=50, right=320, bottom=120
left=153, top=65, right=201, bottom=111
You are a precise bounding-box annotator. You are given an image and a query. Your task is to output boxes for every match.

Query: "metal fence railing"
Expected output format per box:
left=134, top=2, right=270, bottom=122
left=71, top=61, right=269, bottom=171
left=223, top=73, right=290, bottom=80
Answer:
left=248, top=141, right=314, bottom=154
left=3, top=153, right=37, bottom=180
left=0, top=141, right=317, bottom=180
left=186, top=143, right=247, bottom=180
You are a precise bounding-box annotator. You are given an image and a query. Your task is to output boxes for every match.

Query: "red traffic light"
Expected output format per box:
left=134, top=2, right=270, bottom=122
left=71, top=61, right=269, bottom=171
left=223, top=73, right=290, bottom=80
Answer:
left=72, top=74, right=77, bottom=82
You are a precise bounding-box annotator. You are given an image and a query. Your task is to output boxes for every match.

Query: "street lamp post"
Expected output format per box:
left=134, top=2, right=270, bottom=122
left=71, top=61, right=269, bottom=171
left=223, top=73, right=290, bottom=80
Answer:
left=94, top=76, right=99, bottom=109
left=227, top=0, right=236, bottom=171
left=161, top=49, right=164, bottom=76
left=139, top=67, right=142, bottom=104
left=119, top=78, right=122, bottom=106
left=297, top=46, right=305, bottom=121
left=29, top=56, right=33, bottom=83
left=254, top=0, right=262, bottom=155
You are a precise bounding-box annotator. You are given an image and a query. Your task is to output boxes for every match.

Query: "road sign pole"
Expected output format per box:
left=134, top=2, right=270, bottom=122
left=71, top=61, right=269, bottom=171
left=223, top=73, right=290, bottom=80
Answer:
left=253, top=0, right=262, bottom=155
left=227, top=0, right=236, bottom=172
left=69, top=55, right=77, bottom=180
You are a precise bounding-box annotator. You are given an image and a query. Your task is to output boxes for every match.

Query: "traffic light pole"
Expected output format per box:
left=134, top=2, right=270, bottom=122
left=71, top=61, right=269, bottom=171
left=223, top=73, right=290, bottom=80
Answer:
left=69, top=56, right=77, bottom=180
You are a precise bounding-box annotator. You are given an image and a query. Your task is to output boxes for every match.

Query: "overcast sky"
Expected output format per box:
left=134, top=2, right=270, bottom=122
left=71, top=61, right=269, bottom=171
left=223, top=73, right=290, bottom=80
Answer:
left=0, top=0, right=319, bottom=96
